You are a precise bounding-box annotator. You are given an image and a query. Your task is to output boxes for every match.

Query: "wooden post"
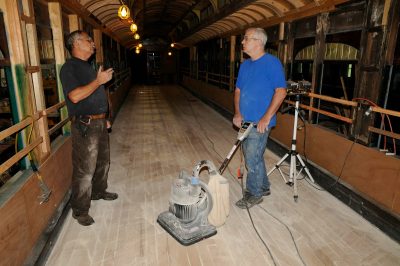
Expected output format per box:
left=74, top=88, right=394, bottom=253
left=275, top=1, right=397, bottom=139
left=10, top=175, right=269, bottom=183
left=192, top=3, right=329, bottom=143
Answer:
left=229, top=35, right=235, bottom=91
left=278, top=22, right=286, bottom=64
left=353, top=0, right=392, bottom=143
left=68, top=14, right=80, bottom=32
left=22, top=0, right=45, bottom=110
left=48, top=2, right=69, bottom=134
left=309, top=13, right=328, bottom=122
left=94, top=29, right=103, bottom=65
left=21, top=0, right=51, bottom=161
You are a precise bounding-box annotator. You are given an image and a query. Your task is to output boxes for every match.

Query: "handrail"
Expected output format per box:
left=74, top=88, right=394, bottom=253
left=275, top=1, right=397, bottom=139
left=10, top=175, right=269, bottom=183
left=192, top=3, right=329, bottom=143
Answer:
left=0, top=101, right=67, bottom=175
left=309, top=92, right=358, bottom=107
left=43, top=101, right=65, bottom=116
left=0, top=114, right=39, bottom=142
left=369, top=126, right=400, bottom=140
left=44, top=101, right=67, bottom=136
left=48, top=117, right=70, bottom=136
left=367, top=106, right=400, bottom=143
left=0, top=137, right=43, bottom=174
left=370, top=106, right=400, bottom=118
left=284, top=99, right=353, bottom=124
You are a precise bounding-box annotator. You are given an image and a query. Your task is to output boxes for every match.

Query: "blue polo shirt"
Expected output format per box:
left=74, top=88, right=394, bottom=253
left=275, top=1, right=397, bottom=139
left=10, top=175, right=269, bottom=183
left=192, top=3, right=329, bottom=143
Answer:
left=236, top=53, right=286, bottom=127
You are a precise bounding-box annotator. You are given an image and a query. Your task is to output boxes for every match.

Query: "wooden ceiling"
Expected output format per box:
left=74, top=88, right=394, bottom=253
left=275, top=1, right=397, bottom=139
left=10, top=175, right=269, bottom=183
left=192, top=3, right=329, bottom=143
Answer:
left=72, top=0, right=350, bottom=49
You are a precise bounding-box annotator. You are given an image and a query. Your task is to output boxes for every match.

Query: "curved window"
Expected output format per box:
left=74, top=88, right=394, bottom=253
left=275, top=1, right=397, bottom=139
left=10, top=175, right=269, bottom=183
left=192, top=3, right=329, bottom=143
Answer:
left=295, top=43, right=359, bottom=61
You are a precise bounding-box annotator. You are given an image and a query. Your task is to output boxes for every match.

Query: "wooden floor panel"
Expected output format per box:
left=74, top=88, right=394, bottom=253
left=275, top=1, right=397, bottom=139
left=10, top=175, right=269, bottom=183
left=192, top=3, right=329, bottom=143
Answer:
left=46, top=85, right=400, bottom=266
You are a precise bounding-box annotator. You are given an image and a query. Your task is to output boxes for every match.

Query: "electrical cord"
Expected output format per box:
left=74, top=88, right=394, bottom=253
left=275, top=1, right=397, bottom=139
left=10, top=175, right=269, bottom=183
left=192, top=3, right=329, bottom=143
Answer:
left=292, top=105, right=357, bottom=192
left=14, top=115, right=51, bottom=203
left=257, top=204, right=307, bottom=266
left=353, top=97, right=396, bottom=154
left=180, top=87, right=305, bottom=266
left=238, top=147, right=278, bottom=266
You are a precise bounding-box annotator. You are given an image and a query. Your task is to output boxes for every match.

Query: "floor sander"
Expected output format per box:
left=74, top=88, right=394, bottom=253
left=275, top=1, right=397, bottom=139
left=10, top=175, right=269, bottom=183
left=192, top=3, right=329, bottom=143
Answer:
left=157, top=122, right=254, bottom=245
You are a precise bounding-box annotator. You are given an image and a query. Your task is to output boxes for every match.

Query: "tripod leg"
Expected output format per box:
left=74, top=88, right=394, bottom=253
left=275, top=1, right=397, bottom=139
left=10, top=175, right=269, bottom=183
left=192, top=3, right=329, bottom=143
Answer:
left=288, top=152, right=296, bottom=185
left=267, top=153, right=289, bottom=183
left=290, top=153, right=298, bottom=202
left=296, top=154, right=315, bottom=183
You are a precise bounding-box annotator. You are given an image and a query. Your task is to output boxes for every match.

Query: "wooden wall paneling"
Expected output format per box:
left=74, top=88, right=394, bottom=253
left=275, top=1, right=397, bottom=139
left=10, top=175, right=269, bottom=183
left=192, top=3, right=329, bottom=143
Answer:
left=293, top=16, right=317, bottom=39
left=328, top=4, right=365, bottom=34
left=393, top=170, right=400, bottom=214
left=0, top=190, right=31, bottom=266
left=340, top=143, right=400, bottom=212
left=23, top=138, right=72, bottom=250
left=270, top=113, right=400, bottom=216
left=0, top=138, right=72, bottom=265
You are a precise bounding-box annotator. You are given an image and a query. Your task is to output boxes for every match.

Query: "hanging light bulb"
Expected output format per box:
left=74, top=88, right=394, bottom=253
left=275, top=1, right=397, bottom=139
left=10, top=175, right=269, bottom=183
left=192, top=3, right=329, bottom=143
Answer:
left=130, top=23, right=137, bottom=33
left=170, top=43, right=175, bottom=48
left=138, top=43, right=143, bottom=48
left=118, top=4, right=130, bottom=19
left=134, top=33, right=140, bottom=40
left=168, top=51, right=172, bottom=56
left=135, top=48, right=140, bottom=54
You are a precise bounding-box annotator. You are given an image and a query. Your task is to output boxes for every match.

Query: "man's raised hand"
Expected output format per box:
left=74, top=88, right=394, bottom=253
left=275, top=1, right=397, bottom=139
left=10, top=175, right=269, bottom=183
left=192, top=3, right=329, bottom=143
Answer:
left=97, top=65, right=114, bottom=85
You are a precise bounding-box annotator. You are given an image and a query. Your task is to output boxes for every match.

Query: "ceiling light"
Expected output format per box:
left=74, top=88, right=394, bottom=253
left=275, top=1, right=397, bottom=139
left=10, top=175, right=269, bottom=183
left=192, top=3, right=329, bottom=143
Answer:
left=134, top=33, right=140, bottom=40
left=138, top=43, right=143, bottom=48
left=118, top=4, right=130, bottom=19
left=168, top=51, right=172, bottom=56
left=170, top=43, right=175, bottom=48
left=135, top=49, right=140, bottom=54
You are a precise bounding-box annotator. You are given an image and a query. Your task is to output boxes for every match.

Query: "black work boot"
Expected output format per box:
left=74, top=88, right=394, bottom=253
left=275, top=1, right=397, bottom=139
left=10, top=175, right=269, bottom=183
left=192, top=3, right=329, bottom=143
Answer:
left=91, top=191, right=118, bottom=201
left=72, top=211, right=95, bottom=226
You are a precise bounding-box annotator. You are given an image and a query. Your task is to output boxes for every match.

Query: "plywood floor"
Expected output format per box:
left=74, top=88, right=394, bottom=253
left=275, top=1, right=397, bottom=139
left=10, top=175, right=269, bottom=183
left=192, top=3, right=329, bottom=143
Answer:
left=46, top=85, right=400, bottom=266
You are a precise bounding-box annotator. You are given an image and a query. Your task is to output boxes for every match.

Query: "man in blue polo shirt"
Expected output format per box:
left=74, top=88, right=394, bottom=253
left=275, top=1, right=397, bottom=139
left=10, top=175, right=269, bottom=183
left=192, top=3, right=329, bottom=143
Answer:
left=233, top=27, right=287, bottom=209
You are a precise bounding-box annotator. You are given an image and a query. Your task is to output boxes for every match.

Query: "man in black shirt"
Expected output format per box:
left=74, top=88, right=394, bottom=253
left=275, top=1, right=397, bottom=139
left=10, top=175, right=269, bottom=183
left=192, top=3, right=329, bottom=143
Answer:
left=60, top=30, right=118, bottom=226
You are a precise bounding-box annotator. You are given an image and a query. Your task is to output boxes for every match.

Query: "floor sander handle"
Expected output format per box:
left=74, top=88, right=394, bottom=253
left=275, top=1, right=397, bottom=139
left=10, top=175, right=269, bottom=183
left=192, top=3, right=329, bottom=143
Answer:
left=218, top=122, right=254, bottom=174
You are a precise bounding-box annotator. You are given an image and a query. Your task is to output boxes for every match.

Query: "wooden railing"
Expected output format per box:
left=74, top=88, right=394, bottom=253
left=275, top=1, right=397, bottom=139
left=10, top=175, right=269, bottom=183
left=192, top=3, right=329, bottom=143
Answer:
left=0, top=68, right=131, bottom=178
left=284, top=92, right=400, bottom=152
left=0, top=101, right=67, bottom=174
left=285, top=92, right=358, bottom=124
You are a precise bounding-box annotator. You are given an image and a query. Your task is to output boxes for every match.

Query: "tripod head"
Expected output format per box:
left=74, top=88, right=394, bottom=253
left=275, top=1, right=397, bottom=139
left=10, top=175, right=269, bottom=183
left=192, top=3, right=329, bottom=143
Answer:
left=286, top=80, right=311, bottom=96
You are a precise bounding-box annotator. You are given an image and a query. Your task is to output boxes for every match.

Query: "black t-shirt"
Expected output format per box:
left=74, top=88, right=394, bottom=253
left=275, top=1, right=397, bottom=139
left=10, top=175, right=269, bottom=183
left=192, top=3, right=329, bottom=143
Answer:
left=60, top=57, right=108, bottom=116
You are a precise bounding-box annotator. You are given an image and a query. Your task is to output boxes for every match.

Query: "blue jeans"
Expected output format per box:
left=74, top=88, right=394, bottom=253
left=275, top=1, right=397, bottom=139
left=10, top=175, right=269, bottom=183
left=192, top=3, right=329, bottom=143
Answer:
left=242, top=127, right=270, bottom=197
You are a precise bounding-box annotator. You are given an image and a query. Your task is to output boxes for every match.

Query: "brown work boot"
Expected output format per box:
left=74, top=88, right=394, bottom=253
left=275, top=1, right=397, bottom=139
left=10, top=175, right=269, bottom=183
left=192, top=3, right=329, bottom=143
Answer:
left=72, top=212, right=95, bottom=226
left=91, top=191, right=118, bottom=201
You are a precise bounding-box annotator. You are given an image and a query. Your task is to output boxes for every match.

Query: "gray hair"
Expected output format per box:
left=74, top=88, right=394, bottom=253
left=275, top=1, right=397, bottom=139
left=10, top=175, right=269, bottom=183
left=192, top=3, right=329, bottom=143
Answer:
left=247, top=27, right=268, bottom=46
left=65, top=30, right=84, bottom=53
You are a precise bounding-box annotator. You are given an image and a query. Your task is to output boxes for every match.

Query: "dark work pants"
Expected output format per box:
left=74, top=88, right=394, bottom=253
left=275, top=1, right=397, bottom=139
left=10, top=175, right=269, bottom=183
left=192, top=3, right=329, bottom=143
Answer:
left=71, top=118, right=110, bottom=215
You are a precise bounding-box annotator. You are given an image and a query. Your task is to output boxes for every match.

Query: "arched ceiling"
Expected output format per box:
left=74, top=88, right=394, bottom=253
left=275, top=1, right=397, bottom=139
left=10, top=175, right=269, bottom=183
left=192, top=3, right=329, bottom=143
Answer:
left=69, top=0, right=349, bottom=50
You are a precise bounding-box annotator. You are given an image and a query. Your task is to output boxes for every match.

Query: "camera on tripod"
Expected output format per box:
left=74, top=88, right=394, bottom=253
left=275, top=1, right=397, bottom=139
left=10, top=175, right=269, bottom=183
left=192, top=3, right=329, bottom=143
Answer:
left=286, top=80, right=312, bottom=96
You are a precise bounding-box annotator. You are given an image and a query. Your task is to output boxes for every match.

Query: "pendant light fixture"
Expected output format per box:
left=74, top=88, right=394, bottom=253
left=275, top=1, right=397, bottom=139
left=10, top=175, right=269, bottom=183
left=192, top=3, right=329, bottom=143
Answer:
left=118, top=1, right=130, bottom=20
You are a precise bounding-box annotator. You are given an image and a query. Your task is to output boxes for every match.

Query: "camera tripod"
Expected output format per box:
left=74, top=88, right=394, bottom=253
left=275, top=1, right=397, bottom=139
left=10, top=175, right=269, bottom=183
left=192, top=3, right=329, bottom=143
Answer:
left=267, top=94, right=315, bottom=202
